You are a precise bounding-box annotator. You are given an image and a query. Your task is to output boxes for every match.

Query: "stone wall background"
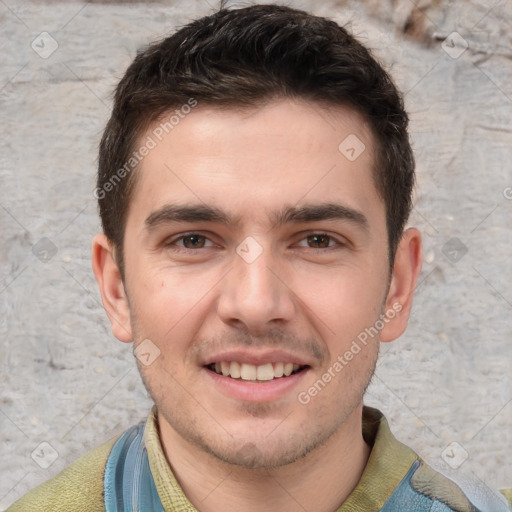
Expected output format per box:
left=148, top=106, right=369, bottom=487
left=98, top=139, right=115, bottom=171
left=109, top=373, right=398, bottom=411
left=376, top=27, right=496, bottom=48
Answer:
left=1, top=0, right=511, bottom=508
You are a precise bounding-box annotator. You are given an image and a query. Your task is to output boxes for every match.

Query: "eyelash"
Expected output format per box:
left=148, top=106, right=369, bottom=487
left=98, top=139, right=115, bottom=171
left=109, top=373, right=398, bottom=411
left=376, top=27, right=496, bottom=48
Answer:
left=164, top=232, right=346, bottom=253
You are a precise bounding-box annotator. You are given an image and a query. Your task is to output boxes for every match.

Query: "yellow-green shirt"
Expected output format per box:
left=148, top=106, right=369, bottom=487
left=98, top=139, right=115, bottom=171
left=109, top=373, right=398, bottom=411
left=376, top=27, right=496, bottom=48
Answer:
left=7, top=406, right=512, bottom=511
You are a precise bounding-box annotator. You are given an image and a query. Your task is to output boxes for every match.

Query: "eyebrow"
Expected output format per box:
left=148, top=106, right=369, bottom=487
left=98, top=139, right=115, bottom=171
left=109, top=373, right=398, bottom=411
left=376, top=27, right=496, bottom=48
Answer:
left=144, top=202, right=369, bottom=232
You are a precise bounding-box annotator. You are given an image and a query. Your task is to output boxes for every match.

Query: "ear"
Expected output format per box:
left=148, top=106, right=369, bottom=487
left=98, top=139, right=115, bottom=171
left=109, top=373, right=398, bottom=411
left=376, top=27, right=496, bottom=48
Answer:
left=380, top=227, right=422, bottom=342
left=91, top=233, right=133, bottom=343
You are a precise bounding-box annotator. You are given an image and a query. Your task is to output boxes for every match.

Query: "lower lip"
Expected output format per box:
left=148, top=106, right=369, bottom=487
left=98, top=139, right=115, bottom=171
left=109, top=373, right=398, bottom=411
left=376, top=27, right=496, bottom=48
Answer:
left=203, top=367, right=310, bottom=402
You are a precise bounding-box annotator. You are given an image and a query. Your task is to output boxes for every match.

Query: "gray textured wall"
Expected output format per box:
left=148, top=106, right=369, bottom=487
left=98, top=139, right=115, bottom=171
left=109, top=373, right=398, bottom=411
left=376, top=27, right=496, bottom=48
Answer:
left=1, top=0, right=511, bottom=508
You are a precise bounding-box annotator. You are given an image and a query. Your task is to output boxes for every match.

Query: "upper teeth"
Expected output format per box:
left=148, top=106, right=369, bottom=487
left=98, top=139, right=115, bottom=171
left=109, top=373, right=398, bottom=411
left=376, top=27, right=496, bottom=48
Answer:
left=212, top=362, right=302, bottom=381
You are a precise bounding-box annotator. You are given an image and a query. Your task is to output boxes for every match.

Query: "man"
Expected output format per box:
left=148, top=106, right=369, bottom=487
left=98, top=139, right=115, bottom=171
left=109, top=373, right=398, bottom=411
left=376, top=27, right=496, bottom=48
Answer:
left=8, top=4, right=511, bottom=511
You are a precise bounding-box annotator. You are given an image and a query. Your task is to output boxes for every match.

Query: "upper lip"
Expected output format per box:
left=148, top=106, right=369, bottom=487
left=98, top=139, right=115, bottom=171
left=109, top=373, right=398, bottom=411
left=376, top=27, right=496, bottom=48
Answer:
left=202, top=349, right=313, bottom=367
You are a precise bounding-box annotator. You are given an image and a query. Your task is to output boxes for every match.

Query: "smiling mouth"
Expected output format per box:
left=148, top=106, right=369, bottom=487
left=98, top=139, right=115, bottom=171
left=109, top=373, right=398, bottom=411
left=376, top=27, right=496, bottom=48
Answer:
left=206, top=361, right=308, bottom=382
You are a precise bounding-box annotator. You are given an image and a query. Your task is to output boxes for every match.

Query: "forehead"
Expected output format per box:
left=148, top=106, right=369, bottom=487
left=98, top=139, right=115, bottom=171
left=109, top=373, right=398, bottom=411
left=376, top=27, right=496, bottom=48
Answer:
left=127, top=99, right=383, bottom=231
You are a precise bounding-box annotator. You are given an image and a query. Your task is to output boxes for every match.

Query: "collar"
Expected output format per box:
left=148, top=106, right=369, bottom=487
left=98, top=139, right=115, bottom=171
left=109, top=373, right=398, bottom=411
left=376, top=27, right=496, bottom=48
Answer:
left=143, top=405, right=419, bottom=512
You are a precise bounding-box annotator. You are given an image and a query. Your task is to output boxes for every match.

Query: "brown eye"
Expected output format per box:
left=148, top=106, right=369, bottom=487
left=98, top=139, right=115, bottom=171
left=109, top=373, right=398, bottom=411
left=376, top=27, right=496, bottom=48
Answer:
left=181, top=234, right=206, bottom=249
left=164, top=232, right=215, bottom=253
left=306, top=234, right=332, bottom=249
left=295, top=232, right=345, bottom=252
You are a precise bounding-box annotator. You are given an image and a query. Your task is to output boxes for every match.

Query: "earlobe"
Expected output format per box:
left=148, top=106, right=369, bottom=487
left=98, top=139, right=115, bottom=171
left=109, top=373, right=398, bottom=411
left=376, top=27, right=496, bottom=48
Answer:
left=91, top=234, right=133, bottom=343
left=380, top=228, right=423, bottom=343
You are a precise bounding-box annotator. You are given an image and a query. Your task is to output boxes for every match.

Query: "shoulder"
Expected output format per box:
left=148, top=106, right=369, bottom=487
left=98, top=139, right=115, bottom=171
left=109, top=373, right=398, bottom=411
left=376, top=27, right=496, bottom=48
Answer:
left=6, top=435, right=120, bottom=512
left=500, top=489, right=512, bottom=509
left=409, top=459, right=511, bottom=512
left=363, top=407, right=510, bottom=512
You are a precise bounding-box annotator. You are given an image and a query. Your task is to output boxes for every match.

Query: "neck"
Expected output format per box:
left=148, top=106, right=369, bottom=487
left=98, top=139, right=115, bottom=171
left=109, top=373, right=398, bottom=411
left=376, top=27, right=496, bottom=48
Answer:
left=158, top=404, right=371, bottom=512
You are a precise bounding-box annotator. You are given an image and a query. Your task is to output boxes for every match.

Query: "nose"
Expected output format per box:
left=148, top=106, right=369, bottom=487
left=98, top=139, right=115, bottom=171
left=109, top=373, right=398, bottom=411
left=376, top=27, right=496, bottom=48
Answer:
left=216, top=240, right=296, bottom=334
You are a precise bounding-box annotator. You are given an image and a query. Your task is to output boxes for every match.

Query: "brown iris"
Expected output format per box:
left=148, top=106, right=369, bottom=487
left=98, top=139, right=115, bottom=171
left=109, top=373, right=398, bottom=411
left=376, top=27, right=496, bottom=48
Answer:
left=182, top=234, right=206, bottom=249
left=307, top=234, right=331, bottom=248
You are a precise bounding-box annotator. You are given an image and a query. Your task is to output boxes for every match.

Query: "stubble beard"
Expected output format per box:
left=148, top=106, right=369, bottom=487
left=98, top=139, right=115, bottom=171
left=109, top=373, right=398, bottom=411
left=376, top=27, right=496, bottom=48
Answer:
left=134, top=338, right=379, bottom=470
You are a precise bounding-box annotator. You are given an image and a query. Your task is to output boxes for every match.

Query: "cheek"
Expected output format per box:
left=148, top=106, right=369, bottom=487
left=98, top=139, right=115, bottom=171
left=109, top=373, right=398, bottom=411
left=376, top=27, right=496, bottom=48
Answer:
left=295, top=265, right=385, bottom=343
left=127, top=264, right=218, bottom=341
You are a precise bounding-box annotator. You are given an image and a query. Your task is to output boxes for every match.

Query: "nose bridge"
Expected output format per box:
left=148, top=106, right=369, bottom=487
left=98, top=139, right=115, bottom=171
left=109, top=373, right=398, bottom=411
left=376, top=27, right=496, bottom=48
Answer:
left=218, top=236, right=294, bottom=328
left=237, top=244, right=277, bottom=297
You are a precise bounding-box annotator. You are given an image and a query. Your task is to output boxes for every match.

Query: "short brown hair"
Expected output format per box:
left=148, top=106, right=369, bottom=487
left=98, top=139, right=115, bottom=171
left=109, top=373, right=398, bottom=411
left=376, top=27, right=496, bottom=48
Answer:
left=97, top=3, right=414, bottom=279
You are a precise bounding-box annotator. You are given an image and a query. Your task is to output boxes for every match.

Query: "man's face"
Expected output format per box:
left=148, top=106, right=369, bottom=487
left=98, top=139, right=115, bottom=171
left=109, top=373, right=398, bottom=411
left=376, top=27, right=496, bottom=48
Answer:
left=121, top=99, right=392, bottom=467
